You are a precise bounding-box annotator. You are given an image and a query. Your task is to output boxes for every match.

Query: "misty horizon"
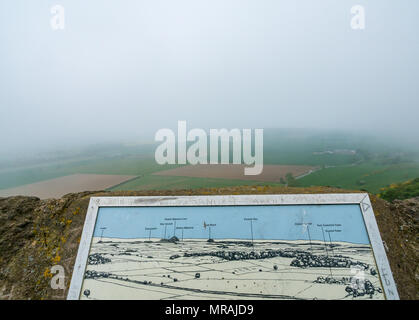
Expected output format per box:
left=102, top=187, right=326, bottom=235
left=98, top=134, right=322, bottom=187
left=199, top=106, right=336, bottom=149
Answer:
left=1, top=0, right=418, bottom=157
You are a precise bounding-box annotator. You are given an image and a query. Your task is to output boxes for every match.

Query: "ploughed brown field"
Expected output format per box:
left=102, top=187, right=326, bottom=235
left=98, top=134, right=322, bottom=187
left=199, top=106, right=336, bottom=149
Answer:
left=153, top=164, right=315, bottom=182
left=0, top=174, right=136, bottom=199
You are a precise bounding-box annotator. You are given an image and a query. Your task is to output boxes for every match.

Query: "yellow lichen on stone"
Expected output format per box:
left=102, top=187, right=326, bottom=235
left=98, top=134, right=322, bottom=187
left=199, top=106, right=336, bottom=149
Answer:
left=43, top=268, right=52, bottom=279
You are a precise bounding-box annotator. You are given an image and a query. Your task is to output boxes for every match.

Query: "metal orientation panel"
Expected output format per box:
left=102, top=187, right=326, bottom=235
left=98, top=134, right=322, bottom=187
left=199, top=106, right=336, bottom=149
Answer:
left=68, top=194, right=399, bottom=300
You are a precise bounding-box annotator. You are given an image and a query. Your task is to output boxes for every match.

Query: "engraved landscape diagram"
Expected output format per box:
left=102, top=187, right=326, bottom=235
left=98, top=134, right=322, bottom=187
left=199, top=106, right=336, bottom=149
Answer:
left=81, top=204, right=385, bottom=300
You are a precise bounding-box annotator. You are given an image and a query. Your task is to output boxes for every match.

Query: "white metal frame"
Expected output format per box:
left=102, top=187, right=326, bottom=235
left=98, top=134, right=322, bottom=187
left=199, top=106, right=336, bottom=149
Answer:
left=67, top=193, right=399, bottom=300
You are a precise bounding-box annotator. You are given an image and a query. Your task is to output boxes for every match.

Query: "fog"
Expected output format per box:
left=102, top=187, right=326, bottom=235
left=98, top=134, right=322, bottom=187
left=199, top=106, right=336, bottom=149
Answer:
left=1, top=0, right=418, bottom=157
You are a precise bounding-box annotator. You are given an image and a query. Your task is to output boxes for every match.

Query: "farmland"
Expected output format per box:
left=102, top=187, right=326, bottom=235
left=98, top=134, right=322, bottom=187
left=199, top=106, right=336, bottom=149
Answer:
left=153, top=164, right=315, bottom=182
left=0, top=129, right=418, bottom=196
left=109, top=174, right=268, bottom=191
left=0, top=174, right=136, bottom=199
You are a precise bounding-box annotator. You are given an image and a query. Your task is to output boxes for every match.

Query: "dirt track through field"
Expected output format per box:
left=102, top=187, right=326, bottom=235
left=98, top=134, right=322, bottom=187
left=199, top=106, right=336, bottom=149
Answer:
left=153, top=164, right=315, bottom=182
left=0, top=174, right=136, bottom=199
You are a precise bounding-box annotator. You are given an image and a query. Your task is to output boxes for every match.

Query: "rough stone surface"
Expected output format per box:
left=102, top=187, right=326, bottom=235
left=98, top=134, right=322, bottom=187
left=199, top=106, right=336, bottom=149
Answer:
left=0, top=186, right=417, bottom=300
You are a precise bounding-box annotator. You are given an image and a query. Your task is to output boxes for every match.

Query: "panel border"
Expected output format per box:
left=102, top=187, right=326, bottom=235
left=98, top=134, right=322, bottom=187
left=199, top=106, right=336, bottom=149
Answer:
left=67, top=193, right=399, bottom=300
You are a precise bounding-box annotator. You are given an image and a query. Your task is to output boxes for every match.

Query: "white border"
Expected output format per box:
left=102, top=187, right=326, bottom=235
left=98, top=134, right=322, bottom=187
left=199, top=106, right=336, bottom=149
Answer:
left=67, top=194, right=399, bottom=300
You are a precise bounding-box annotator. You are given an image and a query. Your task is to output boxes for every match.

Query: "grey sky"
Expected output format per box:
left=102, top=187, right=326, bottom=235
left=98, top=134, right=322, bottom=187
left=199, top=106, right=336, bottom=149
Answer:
left=0, top=0, right=418, bottom=153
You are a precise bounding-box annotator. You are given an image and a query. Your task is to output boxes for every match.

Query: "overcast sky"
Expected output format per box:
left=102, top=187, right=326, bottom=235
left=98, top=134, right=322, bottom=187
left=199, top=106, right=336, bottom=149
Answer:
left=0, top=0, right=418, bottom=154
